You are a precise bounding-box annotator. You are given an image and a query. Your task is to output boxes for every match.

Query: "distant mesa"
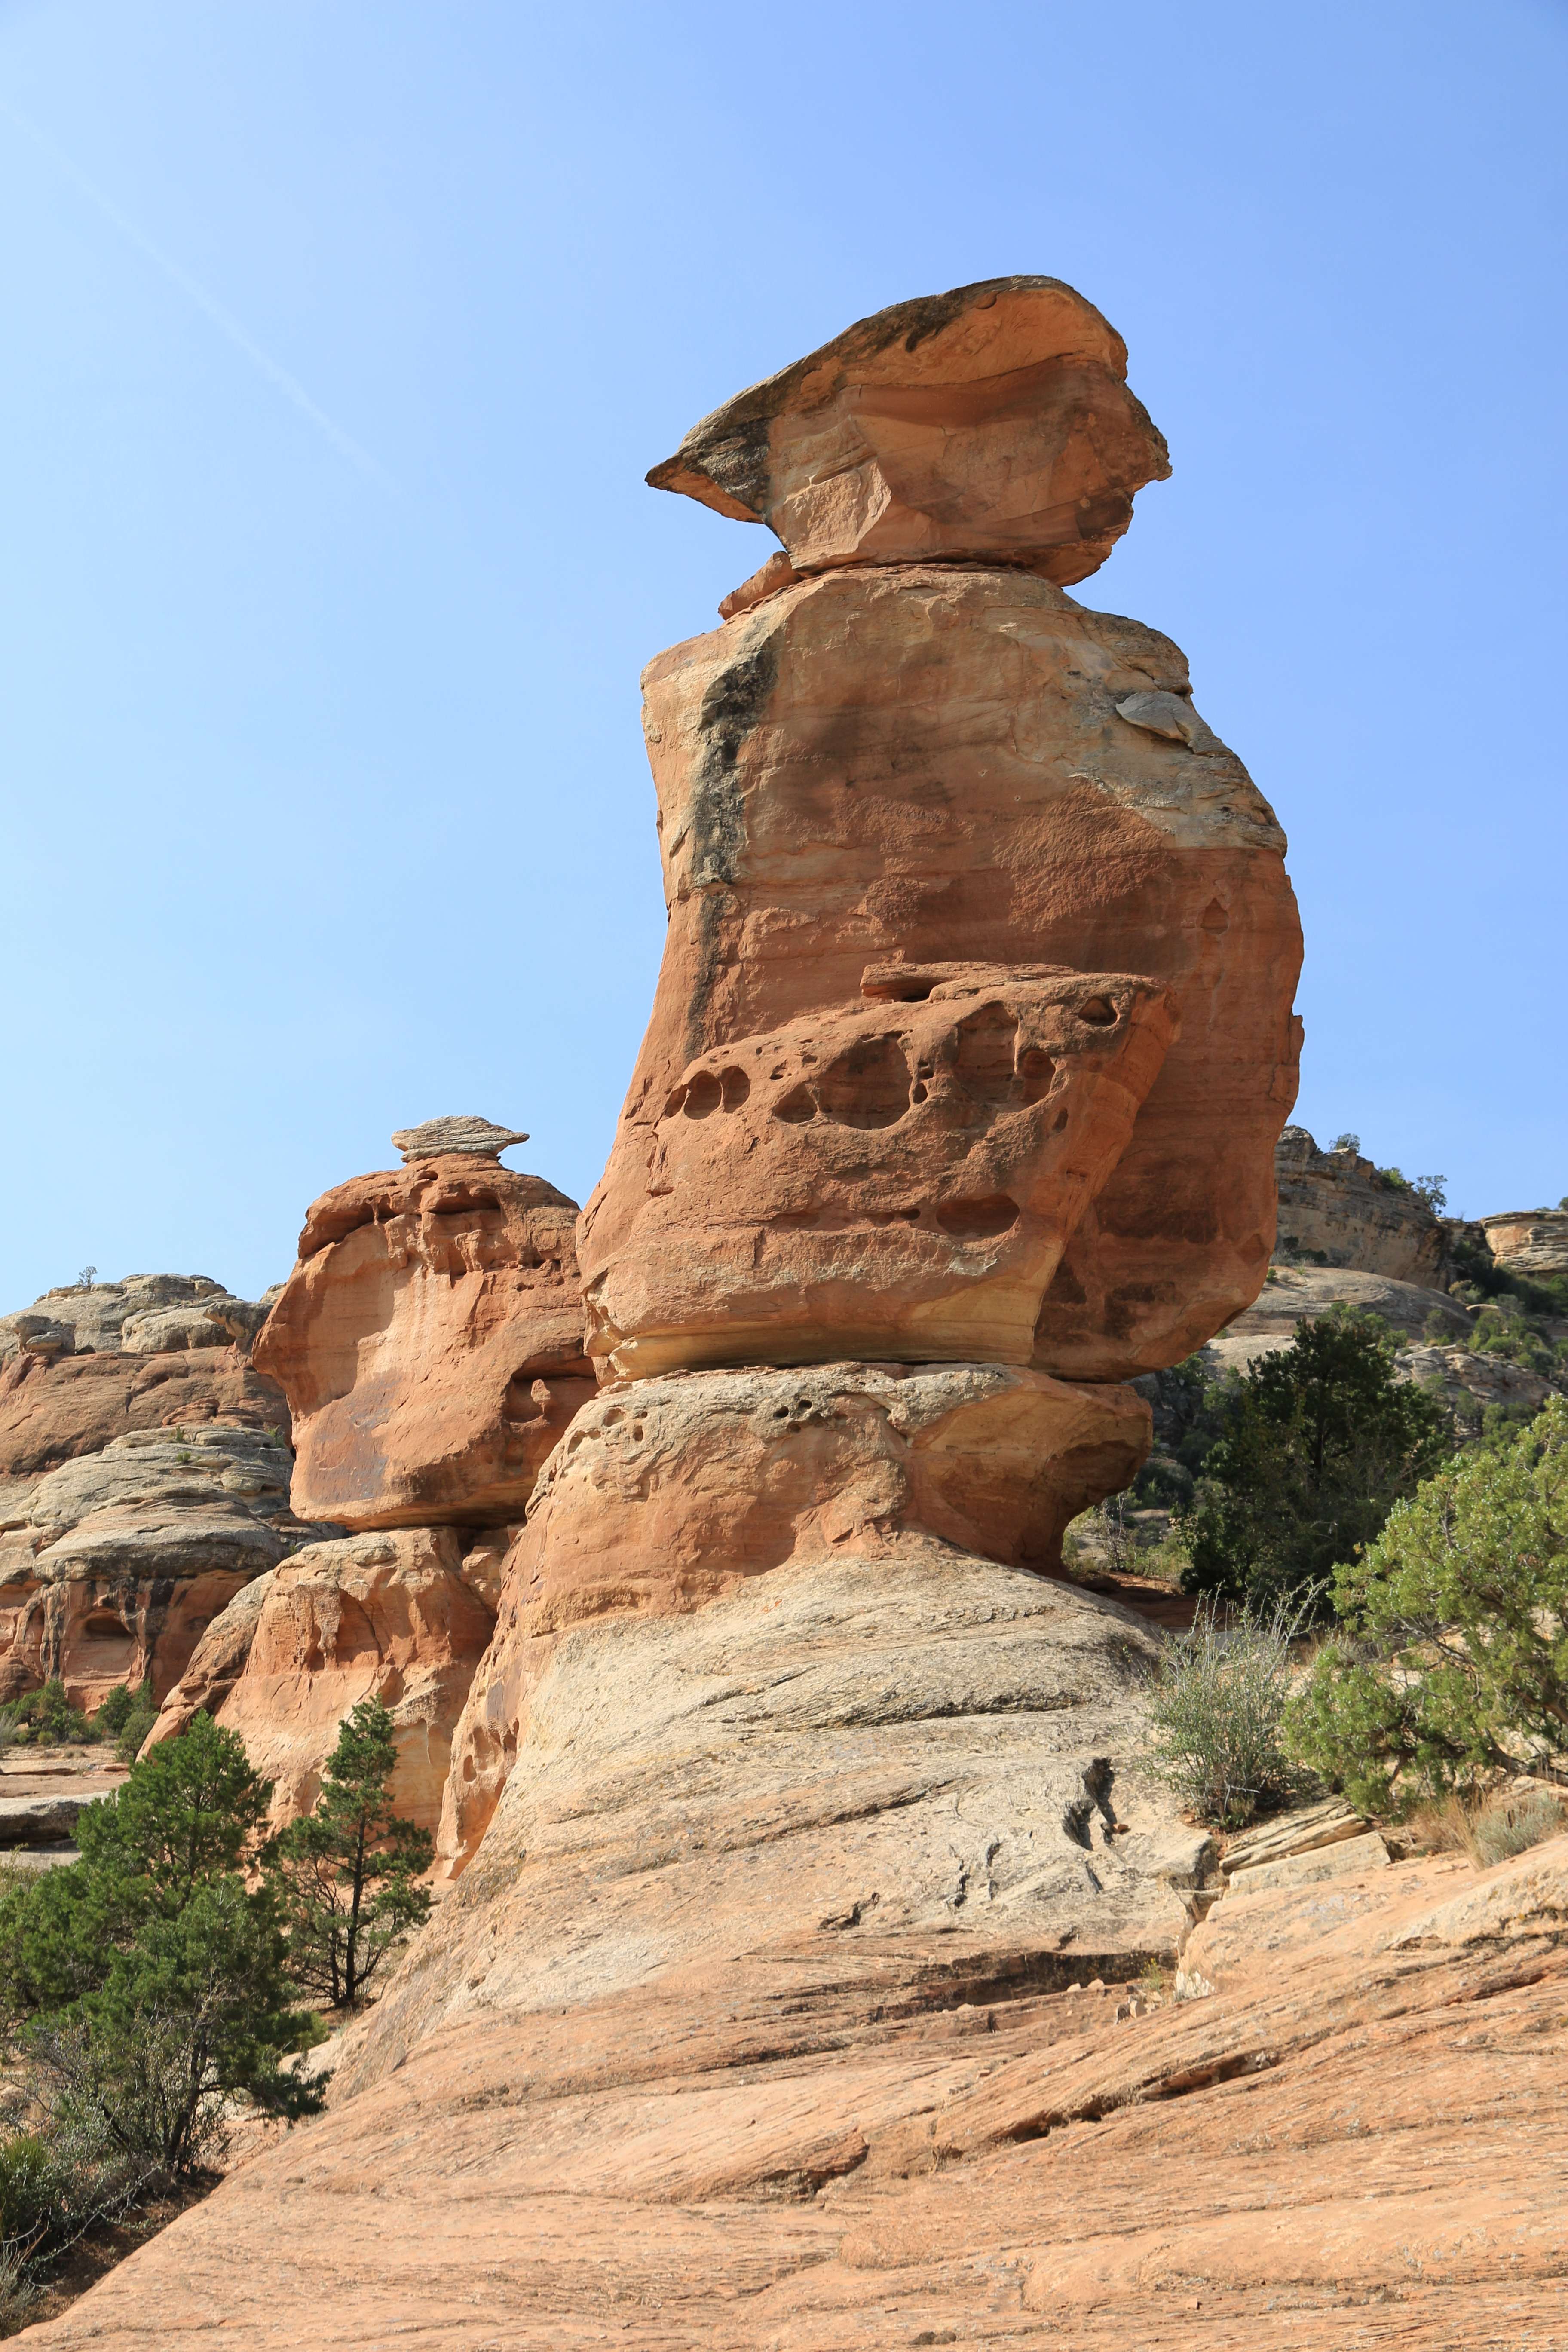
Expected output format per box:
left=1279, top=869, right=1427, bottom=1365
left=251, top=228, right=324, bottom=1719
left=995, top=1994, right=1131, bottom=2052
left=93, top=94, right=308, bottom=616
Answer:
left=390, top=1115, right=528, bottom=1165
left=647, top=274, right=1171, bottom=586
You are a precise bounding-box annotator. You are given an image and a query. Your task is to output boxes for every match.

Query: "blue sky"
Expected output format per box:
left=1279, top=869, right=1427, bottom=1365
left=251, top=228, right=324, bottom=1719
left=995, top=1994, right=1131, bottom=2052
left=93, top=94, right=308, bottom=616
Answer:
left=1, top=0, right=1564, bottom=1305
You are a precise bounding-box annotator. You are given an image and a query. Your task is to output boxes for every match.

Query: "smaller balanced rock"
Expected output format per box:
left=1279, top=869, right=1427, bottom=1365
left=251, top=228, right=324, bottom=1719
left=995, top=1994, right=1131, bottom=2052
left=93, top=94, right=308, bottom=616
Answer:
left=390, top=1115, right=529, bottom=1166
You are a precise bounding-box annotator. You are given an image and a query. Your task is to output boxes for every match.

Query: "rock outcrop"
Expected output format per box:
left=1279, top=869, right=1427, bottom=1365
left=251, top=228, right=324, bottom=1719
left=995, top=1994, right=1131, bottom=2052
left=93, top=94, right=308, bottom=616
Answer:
left=0, top=1277, right=308, bottom=1710
left=147, top=1528, right=498, bottom=1831
left=1273, top=1124, right=1446, bottom=1285
left=438, top=1363, right=1152, bottom=1873
left=29, top=1828, right=1567, bottom=2348
left=579, top=561, right=1302, bottom=1383
left=1482, top=1208, right=1568, bottom=1280
left=254, top=1142, right=594, bottom=1531
left=0, top=1274, right=275, bottom=1365
left=33, top=286, right=1321, bottom=2347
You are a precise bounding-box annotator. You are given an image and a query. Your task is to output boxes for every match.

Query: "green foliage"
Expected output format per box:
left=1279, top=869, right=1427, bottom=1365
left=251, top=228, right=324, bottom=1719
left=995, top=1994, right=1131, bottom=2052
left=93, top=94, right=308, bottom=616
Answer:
left=1176, top=1308, right=1452, bottom=1614
left=266, top=1699, right=432, bottom=2010
left=0, top=1714, right=325, bottom=2187
left=89, top=1684, right=159, bottom=1763
left=91, top=1686, right=139, bottom=1736
left=1284, top=1397, right=1568, bottom=1813
left=1373, top=1166, right=1446, bottom=1212
left=0, top=1683, right=97, bottom=1748
left=1145, top=1596, right=1313, bottom=1827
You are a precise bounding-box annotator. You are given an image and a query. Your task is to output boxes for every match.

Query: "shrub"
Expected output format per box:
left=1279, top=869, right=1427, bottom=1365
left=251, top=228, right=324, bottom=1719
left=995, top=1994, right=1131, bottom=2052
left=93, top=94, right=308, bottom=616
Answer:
left=1284, top=1397, right=1568, bottom=1813
left=0, top=1684, right=97, bottom=1748
left=1177, top=1308, right=1453, bottom=1614
left=1145, top=1596, right=1313, bottom=1827
left=266, top=1699, right=432, bottom=2010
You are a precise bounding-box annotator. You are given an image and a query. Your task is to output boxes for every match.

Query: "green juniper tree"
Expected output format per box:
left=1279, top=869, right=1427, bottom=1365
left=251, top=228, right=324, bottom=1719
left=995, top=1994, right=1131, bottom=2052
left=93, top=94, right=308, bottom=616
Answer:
left=266, top=1699, right=432, bottom=2010
left=0, top=1714, right=325, bottom=2186
left=1286, top=1394, right=1568, bottom=1813
left=1177, top=1307, right=1452, bottom=1614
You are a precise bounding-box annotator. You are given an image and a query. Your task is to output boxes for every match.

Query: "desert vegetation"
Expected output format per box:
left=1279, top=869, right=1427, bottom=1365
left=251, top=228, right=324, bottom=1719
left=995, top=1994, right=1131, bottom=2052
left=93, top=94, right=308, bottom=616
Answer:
left=0, top=1698, right=428, bottom=2331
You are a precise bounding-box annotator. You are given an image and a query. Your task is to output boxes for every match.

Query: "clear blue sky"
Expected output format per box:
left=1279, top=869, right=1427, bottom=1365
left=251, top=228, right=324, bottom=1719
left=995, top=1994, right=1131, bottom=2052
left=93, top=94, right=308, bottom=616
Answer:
left=2, top=0, right=1564, bottom=1306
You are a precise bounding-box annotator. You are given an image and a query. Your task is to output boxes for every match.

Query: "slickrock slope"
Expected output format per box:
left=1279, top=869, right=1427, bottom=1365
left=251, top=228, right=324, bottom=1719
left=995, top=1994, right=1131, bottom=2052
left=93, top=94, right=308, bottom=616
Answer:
left=254, top=1149, right=594, bottom=1530
left=24, top=1829, right=1567, bottom=2347
left=438, top=1364, right=1152, bottom=1871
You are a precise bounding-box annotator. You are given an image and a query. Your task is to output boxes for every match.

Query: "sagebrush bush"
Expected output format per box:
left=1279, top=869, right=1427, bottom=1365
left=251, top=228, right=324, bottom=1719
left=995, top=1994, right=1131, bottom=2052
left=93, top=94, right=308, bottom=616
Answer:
left=1146, top=1597, right=1314, bottom=1826
left=1468, top=1788, right=1566, bottom=1867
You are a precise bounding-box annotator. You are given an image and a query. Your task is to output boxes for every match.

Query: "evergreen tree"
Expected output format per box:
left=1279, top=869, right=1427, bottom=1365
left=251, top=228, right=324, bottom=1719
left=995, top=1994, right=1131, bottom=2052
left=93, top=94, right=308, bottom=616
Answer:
left=0, top=1715, right=324, bottom=2181
left=266, top=1699, right=432, bottom=2009
left=1178, top=1307, right=1452, bottom=1613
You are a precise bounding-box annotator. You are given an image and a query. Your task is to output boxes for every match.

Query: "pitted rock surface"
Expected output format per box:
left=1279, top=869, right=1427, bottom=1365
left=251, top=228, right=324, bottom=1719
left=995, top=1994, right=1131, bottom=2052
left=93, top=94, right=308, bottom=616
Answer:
left=255, top=1155, right=593, bottom=1530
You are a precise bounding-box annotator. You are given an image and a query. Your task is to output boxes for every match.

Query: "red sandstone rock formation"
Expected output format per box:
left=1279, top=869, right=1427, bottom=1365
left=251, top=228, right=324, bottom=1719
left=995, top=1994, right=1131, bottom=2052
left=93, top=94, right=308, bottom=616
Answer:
left=590, top=962, right=1177, bottom=1375
left=0, top=1327, right=302, bottom=1710
left=255, top=1149, right=594, bottom=1530
left=648, top=274, right=1170, bottom=584
left=580, top=561, right=1301, bottom=1381
left=438, top=1360, right=1151, bottom=1874
left=147, top=1527, right=497, bottom=1831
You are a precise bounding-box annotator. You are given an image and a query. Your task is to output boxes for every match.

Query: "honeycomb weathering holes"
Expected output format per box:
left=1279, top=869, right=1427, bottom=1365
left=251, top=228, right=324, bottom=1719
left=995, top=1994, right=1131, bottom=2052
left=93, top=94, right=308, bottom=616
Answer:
left=815, top=1033, right=912, bottom=1129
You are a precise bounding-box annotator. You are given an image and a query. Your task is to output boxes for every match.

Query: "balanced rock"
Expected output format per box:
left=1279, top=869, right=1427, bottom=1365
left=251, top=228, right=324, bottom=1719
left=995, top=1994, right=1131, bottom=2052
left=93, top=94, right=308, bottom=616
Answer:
left=439, top=1360, right=1151, bottom=1872
left=580, top=561, right=1302, bottom=1381
left=648, top=276, right=1170, bottom=585
left=147, top=1528, right=498, bottom=1831
left=255, top=1151, right=594, bottom=1530
left=390, top=1114, right=529, bottom=1164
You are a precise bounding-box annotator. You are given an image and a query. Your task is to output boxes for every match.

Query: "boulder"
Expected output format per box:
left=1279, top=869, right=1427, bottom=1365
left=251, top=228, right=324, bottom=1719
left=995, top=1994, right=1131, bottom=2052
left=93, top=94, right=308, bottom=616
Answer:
left=579, top=562, right=1302, bottom=1383
left=1273, top=1125, right=1446, bottom=1285
left=147, top=1528, right=497, bottom=1832
left=254, top=1152, right=594, bottom=1531
left=648, top=275, right=1170, bottom=585
left=438, top=1360, right=1151, bottom=1874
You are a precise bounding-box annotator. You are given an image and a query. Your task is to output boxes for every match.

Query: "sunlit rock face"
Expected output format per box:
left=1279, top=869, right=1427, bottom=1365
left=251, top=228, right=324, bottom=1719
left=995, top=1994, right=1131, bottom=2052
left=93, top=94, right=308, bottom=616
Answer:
left=579, top=561, right=1301, bottom=1384
left=255, top=1147, right=594, bottom=1532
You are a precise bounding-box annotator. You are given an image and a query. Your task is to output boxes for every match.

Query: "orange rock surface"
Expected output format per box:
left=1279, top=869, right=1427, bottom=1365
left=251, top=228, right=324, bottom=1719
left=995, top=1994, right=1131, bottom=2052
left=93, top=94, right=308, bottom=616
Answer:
left=147, top=1527, right=496, bottom=1831
left=438, top=1362, right=1152, bottom=1874
left=648, top=275, right=1170, bottom=583
left=25, top=1813, right=1565, bottom=2347
left=581, top=563, right=1302, bottom=1381
left=0, top=1344, right=288, bottom=1483
left=255, top=1152, right=594, bottom=1530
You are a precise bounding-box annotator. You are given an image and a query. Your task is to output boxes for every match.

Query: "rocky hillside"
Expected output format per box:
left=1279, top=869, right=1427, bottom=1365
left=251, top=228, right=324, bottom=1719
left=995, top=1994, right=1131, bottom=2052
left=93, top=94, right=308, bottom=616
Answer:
left=0, top=1274, right=333, bottom=1712
left=1207, top=1125, right=1568, bottom=1424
